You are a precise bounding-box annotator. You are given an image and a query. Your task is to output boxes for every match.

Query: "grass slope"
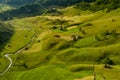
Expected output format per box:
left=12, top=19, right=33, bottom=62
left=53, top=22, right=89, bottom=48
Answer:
left=0, top=6, right=120, bottom=80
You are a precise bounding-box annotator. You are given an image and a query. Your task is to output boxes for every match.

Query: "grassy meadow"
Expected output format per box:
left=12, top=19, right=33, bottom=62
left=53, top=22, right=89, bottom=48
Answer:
left=0, top=6, right=120, bottom=80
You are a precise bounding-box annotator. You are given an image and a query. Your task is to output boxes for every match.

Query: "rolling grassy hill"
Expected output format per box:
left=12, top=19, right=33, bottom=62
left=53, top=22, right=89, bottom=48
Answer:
left=0, top=5, right=120, bottom=80
left=0, top=0, right=120, bottom=80
left=0, top=0, right=120, bottom=20
left=0, top=22, right=14, bottom=73
left=0, top=22, right=14, bottom=52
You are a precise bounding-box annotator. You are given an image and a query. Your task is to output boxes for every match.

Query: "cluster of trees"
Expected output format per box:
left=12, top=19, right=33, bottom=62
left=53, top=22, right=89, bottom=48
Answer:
left=0, top=4, right=45, bottom=20
left=37, top=0, right=95, bottom=7
left=0, top=0, right=96, bottom=20
left=95, top=30, right=119, bottom=41
left=74, top=0, right=120, bottom=12
left=0, top=0, right=35, bottom=7
left=96, top=51, right=115, bottom=68
left=0, top=0, right=95, bottom=7
left=1, top=0, right=120, bottom=20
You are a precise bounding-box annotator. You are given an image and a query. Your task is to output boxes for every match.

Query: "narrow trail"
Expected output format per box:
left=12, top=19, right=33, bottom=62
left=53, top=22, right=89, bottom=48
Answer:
left=0, top=32, right=37, bottom=76
left=0, top=54, right=12, bottom=76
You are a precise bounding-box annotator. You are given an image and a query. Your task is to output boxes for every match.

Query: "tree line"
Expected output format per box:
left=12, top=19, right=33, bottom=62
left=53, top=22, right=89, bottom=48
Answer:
left=74, top=0, right=120, bottom=12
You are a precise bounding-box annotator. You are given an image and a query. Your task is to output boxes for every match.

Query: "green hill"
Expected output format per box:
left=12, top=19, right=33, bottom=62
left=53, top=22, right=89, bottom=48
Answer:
left=75, top=0, right=120, bottom=12
left=0, top=0, right=36, bottom=7
left=0, top=0, right=95, bottom=20
left=0, top=22, right=14, bottom=54
left=0, top=0, right=120, bottom=80
left=1, top=0, right=120, bottom=20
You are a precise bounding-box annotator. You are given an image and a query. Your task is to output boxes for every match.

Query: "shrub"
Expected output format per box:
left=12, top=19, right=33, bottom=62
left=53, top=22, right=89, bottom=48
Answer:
left=103, top=57, right=115, bottom=68
left=112, top=19, right=115, bottom=22
left=85, top=23, right=93, bottom=26
left=25, top=47, right=29, bottom=50
left=25, top=35, right=28, bottom=37
left=74, top=2, right=91, bottom=10
left=111, top=30, right=119, bottom=37
left=23, top=63, right=28, bottom=68
left=102, top=30, right=111, bottom=36
left=38, top=40, right=41, bottom=42
left=76, top=35, right=83, bottom=39
left=96, top=51, right=108, bottom=62
left=54, top=35, right=60, bottom=38
left=8, top=44, right=11, bottom=47
left=95, top=34, right=102, bottom=41
left=81, top=30, right=86, bottom=35
left=51, top=26, right=58, bottom=29
left=71, top=35, right=77, bottom=41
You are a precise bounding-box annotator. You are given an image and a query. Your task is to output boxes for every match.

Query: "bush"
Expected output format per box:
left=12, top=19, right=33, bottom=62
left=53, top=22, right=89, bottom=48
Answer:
left=25, top=47, right=29, bottom=50
left=54, top=35, right=60, bottom=38
left=102, top=30, right=111, bottom=36
left=8, top=44, right=11, bottom=47
left=25, top=35, right=28, bottom=37
left=83, top=23, right=93, bottom=27
left=51, top=26, right=58, bottom=29
left=38, top=40, right=41, bottom=42
left=85, top=23, right=93, bottom=26
left=74, top=2, right=91, bottom=10
left=23, top=63, right=28, bottom=68
left=71, top=35, right=77, bottom=41
left=81, top=30, right=86, bottom=35
left=112, top=19, right=115, bottom=22
left=95, top=34, right=102, bottom=41
left=96, top=51, right=108, bottom=62
left=111, top=30, right=119, bottom=37
left=103, top=57, right=115, bottom=68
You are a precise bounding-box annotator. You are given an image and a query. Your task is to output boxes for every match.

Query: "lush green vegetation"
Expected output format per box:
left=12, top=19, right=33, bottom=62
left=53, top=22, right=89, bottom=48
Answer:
left=0, top=0, right=120, bottom=80
left=75, top=0, right=120, bottom=12
left=0, top=4, right=46, bottom=20
left=0, top=4, right=14, bottom=12
left=0, top=0, right=36, bottom=7
left=1, top=0, right=120, bottom=20
left=0, top=22, right=14, bottom=52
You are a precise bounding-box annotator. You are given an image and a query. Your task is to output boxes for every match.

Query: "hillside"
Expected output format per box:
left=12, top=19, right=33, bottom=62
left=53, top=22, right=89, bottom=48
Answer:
left=0, top=0, right=120, bottom=80
left=0, top=0, right=120, bottom=20
left=75, top=0, right=120, bottom=12
left=0, top=0, right=36, bottom=7
left=0, top=22, right=14, bottom=53
left=0, top=4, right=14, bottom=12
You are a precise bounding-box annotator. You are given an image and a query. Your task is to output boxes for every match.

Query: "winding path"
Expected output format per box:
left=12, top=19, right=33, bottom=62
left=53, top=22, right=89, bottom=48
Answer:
left=0, top=32, right=37, bottom=76
left=0, top=54, right=12, bottom=76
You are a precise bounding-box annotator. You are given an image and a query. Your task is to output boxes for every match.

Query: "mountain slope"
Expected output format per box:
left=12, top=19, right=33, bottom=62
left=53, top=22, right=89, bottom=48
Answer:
left=0, top=4, right=46, bottom=20
left=0, top=22, right=14, bottom=53
left=0, top=6, right=120, bottom=80
left=1, top=0, right=120, bottom=20
left=75, top=0, right=120, bottom=12
left=0, top=0, right=96, bottom=20
left=0, top=0, right=120, bottom=80
left=0, top=0, right=36, bottom=7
